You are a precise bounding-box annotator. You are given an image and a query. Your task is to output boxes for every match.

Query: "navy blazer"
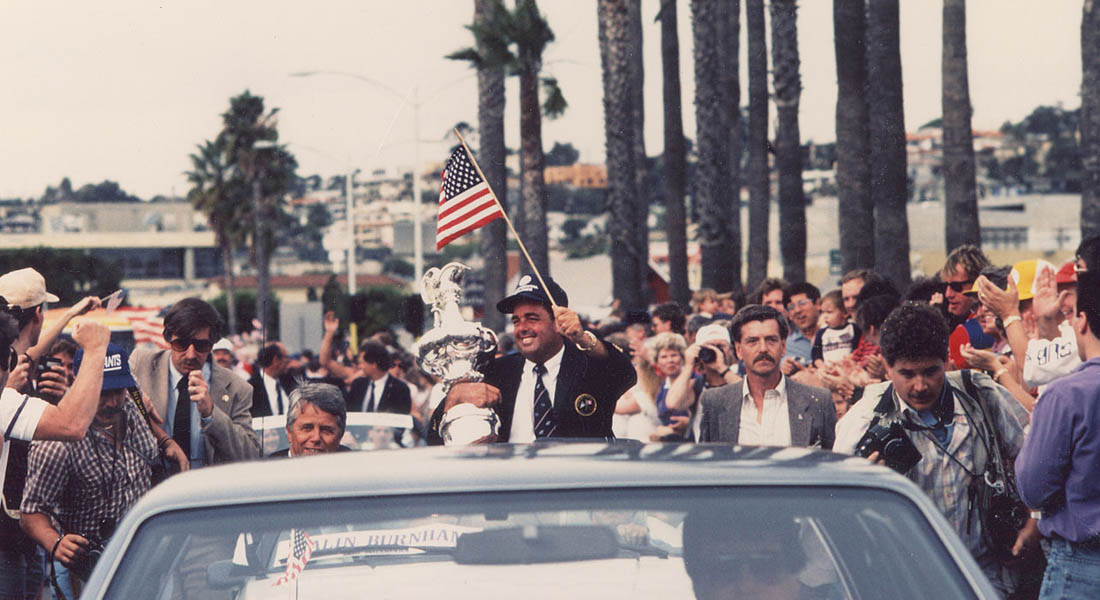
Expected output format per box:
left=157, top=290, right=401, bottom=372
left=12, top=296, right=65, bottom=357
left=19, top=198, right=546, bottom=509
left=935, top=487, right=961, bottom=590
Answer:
left=346, top=375, right=412, bottom=415
left=428, top=340, right=636, bottom=444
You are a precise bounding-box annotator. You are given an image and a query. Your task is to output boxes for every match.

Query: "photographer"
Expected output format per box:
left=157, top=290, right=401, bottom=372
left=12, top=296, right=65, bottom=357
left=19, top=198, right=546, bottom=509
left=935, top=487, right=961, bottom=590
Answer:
left=834, top=302, right=1035, bottom=596
left=20, top=344, right=162, bottom=597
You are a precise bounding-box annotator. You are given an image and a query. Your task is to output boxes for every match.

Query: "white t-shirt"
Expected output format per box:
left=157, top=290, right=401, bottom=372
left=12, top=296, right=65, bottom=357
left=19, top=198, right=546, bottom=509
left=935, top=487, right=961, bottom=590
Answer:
left=0, top=387, right=48, bottom=509
left=1023, top=320, right=1081, bottom=388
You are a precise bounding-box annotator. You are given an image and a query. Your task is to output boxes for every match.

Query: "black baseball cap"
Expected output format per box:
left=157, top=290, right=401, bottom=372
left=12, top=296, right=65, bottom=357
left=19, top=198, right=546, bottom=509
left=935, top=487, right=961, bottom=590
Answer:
left=497, top=274, right=569, bottom=314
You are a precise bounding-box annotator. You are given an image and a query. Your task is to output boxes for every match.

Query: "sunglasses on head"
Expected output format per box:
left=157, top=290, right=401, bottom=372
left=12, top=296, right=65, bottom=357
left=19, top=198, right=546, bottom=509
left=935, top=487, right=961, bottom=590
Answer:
left=169, top=337, right=214, bottom=354
left=944, top=279, right=976, bottom=293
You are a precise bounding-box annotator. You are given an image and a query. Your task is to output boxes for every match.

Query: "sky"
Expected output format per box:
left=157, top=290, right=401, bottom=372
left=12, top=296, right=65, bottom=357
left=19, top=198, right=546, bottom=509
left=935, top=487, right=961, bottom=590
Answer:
left=0, top=0, right=1084, bottom=200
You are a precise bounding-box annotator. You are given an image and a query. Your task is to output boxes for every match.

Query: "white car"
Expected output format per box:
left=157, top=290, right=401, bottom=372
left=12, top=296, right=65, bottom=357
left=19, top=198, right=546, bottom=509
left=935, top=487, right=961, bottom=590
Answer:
left=80, top=443, right=998, bottom=599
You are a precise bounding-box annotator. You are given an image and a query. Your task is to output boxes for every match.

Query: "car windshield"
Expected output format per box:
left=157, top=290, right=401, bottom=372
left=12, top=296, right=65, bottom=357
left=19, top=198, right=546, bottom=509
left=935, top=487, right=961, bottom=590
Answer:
left=104, top=486, right=976, bottom=599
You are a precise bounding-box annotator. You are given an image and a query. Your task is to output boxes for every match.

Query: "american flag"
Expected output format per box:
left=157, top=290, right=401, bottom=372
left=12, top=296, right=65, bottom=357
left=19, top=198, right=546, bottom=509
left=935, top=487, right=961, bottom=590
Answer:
left=436, top=146, right=504, bottom=250
left=273, top=529, right=316, bottom=587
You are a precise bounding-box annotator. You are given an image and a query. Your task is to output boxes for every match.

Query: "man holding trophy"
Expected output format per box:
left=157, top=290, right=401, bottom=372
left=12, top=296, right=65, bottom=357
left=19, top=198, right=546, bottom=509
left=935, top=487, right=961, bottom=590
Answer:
left=427, top=275, right=635, bottom=445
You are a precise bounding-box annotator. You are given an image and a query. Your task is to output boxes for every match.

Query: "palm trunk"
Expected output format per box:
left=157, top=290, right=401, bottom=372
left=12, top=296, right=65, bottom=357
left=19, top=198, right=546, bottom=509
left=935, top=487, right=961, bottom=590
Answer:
left=519, top=51, right=549, bottom=277
left=1082, top=0, right=1100, bottom=238
left=867, top=0, right=911, bottom=289
left=659, top=0, right=690, bottom=308
left=721, top=0, right=743, bottom=293
left=943, top=0, right=980, bottom=251
left=692, top=0, right=734, bottom=292
left=253, top=176, right=271, bottom=340
left=770, top=0, right=805, bottom=284
left=475, top=0, right=508, bottom=333
left=628, top=0, right=650, bottom=302
left=601, top=0, right=644, bottom=310
left=745, top=0, right=769, bottom=291
left=223, top=241, right=238, bottom=335
left=834, top=0, right=874, bottom=273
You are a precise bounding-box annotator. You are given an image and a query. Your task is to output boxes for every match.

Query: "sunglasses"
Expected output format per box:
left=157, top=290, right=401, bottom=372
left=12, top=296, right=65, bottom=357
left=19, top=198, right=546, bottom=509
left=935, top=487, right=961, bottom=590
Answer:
left=169, top=337, right=214, bottom=354
left=944, top=279, right=976, bottom=293
left=0, top=346, right=16, bottom=372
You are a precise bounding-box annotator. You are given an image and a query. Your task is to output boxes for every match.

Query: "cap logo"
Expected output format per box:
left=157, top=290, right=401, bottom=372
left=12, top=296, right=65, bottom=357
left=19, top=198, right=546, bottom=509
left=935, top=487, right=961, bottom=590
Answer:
left=104, top=353, right=123, bottom=372
left=515, top=275, right=538, bottom=294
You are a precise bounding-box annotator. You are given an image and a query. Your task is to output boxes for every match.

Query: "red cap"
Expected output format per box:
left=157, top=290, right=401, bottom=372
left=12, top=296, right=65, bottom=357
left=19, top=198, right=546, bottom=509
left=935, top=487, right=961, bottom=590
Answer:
left=1056, top=260, right=1077, bottom=285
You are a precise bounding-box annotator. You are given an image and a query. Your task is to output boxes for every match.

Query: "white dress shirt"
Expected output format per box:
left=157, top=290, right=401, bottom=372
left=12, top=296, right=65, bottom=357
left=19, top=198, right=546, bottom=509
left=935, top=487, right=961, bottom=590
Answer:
left=509, top=345, right=565, bottom=443
left=261, top=371, right=285, bottom=415
left=738, top=375, right=792, bottom=446
left=362, top=373, right=388, bottom=412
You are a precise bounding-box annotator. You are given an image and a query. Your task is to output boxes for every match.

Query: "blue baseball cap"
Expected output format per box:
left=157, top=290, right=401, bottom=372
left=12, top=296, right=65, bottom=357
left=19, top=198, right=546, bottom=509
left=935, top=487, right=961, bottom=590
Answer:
left=73, top=343, right=137, bottom=391
left=497, top=274, right=569, bottom=314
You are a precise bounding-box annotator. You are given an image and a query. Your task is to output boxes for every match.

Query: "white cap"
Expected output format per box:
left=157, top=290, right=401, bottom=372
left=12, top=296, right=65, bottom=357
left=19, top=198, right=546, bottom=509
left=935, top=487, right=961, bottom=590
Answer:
left=0, top=268, right=60, bottom=309
left=695, top=323, right=731, bottom=346
left=211, top=338, right=234, bottom=353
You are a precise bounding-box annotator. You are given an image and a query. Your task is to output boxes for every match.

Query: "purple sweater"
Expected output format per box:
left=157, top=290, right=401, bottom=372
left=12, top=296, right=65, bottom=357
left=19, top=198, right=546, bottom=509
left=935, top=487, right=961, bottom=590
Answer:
left=1016, top=358, right=1100, bottom=542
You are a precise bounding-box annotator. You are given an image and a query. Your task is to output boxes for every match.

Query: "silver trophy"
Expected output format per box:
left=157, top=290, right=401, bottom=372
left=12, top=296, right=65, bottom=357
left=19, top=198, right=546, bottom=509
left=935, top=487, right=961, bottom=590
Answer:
left=417, top=262, right=499, bottom=444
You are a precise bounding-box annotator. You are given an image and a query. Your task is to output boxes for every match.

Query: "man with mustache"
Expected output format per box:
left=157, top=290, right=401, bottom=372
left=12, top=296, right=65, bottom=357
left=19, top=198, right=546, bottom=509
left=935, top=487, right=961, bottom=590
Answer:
left=129, top=297, right=259, bottom=467
left=698, top=305, right=835, bottom=448
left=834, top=302, right=1032, bottom=595
left=20, top=344, right=158, bottom=593
left=427, top=275, right=635, bottom=444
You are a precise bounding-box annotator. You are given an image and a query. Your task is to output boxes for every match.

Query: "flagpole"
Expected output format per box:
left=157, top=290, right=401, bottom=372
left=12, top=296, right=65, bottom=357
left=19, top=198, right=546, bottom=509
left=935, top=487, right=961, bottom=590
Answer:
left=453, top=129, right=559, bottom=309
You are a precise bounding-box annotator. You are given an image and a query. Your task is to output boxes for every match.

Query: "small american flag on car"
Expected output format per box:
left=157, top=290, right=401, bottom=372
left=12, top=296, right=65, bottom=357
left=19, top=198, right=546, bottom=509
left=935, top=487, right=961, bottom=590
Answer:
left=273, top=529, right=316, bottom=587
left=435, top=146, right=504, bottom=250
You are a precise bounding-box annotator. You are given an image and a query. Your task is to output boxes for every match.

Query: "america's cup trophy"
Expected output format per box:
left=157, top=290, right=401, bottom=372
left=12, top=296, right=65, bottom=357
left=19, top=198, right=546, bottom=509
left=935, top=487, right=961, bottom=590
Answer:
left=417, top=262, right=500, bottom=444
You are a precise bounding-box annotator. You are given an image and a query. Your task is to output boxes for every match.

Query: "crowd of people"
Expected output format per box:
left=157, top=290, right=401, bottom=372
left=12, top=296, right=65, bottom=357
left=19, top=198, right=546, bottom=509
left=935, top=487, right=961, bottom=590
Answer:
left=3, top=234, right=1100, bottom=598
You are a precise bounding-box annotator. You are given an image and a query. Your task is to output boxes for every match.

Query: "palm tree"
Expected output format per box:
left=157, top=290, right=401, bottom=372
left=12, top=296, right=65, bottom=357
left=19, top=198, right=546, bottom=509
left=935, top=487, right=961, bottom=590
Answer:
left=628, top=0, right=650, bottom=302
left=692, top=0, right=735, bottom=292
left=721, top=0, right=743, bottom=294
left=657, top=0, right=690, bottom=307
left=450, top=0, right=564, bottom=279
left=1081, top=0, right=1100, bottom=238
left=745, top=0, right=769, bottom=290
left=218, top=91, right=297, bottom=337
left=943, top=0, right=980, bottom=251
left=600, top=0, right=644, bottom=310
left=186, top=139, right=246, bottom=334
left=834, top=0, right=874, bottom=273
left=866, top=0, right=911, bottom=288
left=770, top=0, right=806, bottom=284
left=474, top=0, right=508, bottom=333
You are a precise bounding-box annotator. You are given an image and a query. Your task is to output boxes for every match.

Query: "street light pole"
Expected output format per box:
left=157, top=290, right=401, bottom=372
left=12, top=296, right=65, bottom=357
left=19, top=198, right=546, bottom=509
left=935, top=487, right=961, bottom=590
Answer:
left=412, top=86, right=423, bottom=292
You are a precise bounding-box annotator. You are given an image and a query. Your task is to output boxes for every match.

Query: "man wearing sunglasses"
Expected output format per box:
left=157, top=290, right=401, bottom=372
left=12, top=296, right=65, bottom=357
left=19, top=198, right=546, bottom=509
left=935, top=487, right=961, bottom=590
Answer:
left=941, top=245, right=996, bottom=369
left=129, top=298, right=258, bottom=468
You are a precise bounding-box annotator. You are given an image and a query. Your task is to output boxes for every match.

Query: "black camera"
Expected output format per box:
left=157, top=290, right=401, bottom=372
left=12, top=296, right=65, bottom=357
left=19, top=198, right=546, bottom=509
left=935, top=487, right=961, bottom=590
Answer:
left=68, top=535, right=106, bottom=581
left=855, top=420, right=922, bottom=474
left=697, top=347, right=717, bottom=364
left=36, top=356, right=62, bottom=382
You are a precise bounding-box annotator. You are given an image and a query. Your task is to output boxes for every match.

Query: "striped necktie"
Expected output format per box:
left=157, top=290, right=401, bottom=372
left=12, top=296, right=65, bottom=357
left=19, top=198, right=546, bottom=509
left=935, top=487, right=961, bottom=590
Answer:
left=532, top=363, right=556, bottom=438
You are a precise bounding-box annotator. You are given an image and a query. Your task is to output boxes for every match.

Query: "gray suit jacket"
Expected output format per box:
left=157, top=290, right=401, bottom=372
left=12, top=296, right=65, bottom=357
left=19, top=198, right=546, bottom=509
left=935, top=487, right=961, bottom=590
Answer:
left=129, top=347, right=260, bottom=463
left=698, top=378, right=837, bottom=449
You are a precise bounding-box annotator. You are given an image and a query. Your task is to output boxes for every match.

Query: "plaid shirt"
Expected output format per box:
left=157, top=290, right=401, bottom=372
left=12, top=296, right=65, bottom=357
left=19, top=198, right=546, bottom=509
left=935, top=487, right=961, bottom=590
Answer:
left=21, top=398, right=156, bottom=540
left=890, top=372, right=1027, bottom=556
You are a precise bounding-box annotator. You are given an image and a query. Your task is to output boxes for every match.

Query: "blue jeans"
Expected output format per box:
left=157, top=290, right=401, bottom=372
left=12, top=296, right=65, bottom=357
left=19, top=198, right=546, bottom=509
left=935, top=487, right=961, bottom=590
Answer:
left=1040, top=538, right=1100, bottom=599
left=0, top=536, right=43, bottom=600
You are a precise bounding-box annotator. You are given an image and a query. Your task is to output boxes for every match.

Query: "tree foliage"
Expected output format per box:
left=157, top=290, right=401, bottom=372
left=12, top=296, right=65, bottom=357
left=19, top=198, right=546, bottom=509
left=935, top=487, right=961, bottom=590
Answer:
left=0, top=248, right=121, bottom=306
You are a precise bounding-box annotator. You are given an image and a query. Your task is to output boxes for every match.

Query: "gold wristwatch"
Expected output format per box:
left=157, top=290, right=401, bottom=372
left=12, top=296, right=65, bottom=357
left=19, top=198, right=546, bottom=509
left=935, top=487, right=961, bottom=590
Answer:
left=574, top=330, right=599, bottom=352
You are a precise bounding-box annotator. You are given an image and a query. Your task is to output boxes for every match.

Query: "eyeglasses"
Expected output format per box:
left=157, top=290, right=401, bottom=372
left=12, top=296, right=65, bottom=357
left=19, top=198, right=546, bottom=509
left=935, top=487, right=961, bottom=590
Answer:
left=944, top=279, right=976, bottom=293
left=169, top=337, right=214, bottom=354
left=787, top=299, right=814, bottom=310
left=0, top=346, right=17, bottom=372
